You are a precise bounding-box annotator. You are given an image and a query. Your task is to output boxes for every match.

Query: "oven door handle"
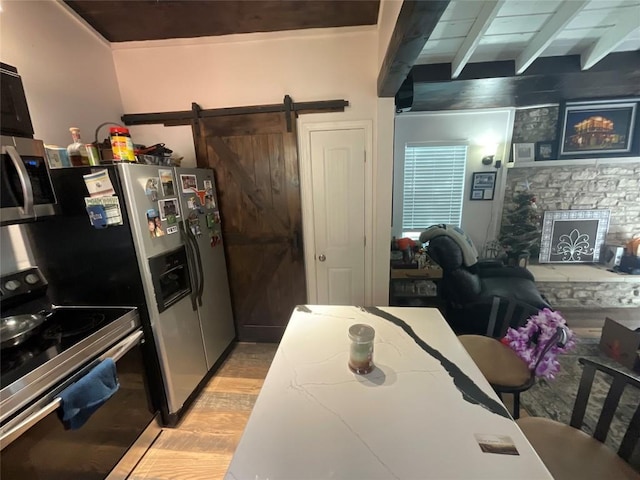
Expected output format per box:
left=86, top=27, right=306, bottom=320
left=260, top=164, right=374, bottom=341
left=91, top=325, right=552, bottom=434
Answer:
left=4, top=145, right=34, bottom=216
left=0, top=330, right=143, bottom=449
left=0, top=397, right=61, bottom=449
left=100, top=329, right=144, bottom=363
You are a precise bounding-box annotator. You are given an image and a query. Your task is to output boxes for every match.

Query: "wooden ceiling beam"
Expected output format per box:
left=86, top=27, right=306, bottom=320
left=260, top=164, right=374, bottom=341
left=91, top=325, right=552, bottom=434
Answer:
left=581, top=14, right=640, bottom=70
left=451, top=0, right=505, bottom=79
left=515, top=0, right=588, bottom=75
left=408, top=52, right=640, bottom=111
left=377, top=0, right=450, bottom=97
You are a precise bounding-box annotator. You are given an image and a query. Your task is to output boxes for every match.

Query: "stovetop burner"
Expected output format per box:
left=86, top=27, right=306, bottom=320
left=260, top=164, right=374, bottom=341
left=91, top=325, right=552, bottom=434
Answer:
left=42, top=312, right=107, bottom=339
left=1, top=307, right=133, bottom=390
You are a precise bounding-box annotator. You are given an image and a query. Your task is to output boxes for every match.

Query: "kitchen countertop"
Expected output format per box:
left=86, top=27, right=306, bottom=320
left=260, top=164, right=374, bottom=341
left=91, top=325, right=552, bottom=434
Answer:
left=225, top=306, right=552, bottom=479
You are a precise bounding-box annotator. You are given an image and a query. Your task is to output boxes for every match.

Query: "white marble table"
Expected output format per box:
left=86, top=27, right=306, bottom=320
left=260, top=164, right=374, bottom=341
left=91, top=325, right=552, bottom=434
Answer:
left=225, top=306, right=552, bottom=480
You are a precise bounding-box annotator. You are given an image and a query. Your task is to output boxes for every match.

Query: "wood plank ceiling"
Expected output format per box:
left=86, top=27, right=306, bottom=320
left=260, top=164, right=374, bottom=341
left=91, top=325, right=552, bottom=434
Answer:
left=63, top=0, right=380, bottom=42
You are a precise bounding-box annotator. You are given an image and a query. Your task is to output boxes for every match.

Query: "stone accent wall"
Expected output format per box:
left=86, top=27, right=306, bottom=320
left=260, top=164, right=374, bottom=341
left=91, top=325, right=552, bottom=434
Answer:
left=502, top=163, right=640, bottom=248
left=537, top=281, right=640, bottom=308
left=512, top=106, right=559, bottom=144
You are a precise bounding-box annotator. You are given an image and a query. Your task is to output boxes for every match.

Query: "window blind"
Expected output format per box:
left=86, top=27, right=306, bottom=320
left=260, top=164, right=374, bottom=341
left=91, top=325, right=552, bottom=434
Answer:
left=402, top=144, right=467, bottom=233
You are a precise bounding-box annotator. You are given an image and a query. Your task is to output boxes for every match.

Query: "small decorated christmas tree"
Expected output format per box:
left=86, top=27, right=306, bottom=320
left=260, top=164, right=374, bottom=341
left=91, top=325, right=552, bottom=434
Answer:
left=500, top=192, right=542, bottom=262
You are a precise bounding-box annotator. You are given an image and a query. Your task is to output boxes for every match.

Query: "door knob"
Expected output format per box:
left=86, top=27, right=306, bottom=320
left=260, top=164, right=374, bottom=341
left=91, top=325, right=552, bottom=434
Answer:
left=318, top=254, right=326, bottom=262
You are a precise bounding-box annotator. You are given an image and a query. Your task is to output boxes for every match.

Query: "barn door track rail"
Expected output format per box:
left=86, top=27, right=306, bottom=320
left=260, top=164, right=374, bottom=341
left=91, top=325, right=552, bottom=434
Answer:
left=121, top=95, right=349, bottom=133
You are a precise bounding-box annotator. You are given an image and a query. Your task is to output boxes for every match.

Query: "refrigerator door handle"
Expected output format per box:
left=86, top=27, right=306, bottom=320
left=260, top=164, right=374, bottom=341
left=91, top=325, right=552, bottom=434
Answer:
left=187, top=225, right=205, bottom=306
left=180, top=221, right=199, bottom=311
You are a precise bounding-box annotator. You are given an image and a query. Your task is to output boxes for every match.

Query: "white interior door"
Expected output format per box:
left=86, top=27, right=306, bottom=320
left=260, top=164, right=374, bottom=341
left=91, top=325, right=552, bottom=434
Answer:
left=310, top=129, right=366, bottom=305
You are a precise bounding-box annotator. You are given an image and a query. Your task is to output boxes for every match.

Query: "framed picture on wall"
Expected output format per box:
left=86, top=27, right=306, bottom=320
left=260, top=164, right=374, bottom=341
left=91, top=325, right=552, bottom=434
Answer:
left=470, top=172, right=496, bottom=201
left=535, top=141, right=556, bottom=160
left=513, top=143, right=535, bottom=163
left=558, top=98, right=639, bottom=158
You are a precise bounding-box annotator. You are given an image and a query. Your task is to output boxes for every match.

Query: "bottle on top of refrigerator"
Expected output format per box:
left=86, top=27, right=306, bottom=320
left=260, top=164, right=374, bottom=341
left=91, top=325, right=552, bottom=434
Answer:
left=110, top=126, right=136, bottom=162
left=67, top=127, right=90, bottom=166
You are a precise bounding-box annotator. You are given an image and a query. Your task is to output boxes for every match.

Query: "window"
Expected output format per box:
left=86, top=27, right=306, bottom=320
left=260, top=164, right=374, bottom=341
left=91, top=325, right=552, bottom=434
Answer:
left=402, top=144, right=467, bottom=239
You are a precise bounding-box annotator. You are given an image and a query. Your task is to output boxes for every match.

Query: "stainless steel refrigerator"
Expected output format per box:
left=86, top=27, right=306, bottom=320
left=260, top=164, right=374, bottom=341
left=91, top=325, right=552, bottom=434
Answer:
left=25, top=163, right=236, bottom=424
left=117, top=163, right=235, bottom=417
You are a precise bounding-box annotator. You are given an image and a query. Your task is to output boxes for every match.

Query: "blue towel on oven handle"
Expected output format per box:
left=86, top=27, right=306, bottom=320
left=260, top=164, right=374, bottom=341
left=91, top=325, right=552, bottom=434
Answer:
left=57, top=358, right=120, bottom=430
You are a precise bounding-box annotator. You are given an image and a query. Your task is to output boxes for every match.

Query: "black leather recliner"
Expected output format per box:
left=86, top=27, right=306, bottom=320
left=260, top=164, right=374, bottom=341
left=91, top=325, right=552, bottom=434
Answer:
left=422, top=225, right=551, bottom=337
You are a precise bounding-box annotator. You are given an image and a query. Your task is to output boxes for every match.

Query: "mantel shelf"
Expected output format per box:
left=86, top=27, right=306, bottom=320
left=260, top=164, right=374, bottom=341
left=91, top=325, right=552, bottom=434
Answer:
left=528, top=264, right=640, bottom=283
left=510, top=156, right=640, bottom=168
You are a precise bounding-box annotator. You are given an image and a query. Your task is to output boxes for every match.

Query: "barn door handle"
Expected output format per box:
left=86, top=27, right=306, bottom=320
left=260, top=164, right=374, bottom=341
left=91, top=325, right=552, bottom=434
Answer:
left=318, top=254, right=326, bottom=262
left=292, top=229, right=302, bottom=252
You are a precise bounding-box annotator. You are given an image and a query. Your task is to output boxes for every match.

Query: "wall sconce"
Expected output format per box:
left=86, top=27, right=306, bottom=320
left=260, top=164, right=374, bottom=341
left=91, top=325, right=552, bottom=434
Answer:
left=481, top=141, right=498, bottom=165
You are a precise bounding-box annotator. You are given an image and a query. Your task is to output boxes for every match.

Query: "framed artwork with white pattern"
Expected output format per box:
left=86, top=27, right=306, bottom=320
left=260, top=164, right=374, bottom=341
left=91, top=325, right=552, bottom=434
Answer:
left=539, top=209, right=611, bottom=263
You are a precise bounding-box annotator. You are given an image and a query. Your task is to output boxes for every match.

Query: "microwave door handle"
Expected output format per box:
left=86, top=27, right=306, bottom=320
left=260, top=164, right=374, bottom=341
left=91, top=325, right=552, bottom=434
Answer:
left=180, top=221, right=198, bottom=311
left=5, top=145, right=34, bottom=216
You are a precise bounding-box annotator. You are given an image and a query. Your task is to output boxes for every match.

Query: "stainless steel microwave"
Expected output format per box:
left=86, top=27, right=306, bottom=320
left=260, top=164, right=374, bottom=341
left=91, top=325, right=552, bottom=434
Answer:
left=1, top=136, right=57, bottom=225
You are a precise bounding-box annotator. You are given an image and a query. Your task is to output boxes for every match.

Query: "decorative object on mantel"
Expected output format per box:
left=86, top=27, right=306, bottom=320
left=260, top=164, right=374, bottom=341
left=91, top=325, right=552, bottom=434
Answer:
left=539, top=209, right=611, bottom=264
left=499, top=192, right=541, bottom=266
left=535, top=141, right=556, bottom=161
left=558, top=98, right=639, bottom=159
left=502, top=309, right=576, bottom=380
left=513, top=143, right=535, bottom=163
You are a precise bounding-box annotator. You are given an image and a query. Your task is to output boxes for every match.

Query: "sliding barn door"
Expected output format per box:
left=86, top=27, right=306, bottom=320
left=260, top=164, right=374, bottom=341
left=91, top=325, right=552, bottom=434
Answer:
left=195, top=113, right=306, bottom=342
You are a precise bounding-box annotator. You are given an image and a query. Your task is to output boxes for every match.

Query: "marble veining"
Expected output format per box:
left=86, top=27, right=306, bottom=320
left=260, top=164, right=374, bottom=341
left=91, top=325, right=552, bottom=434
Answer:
left=363, top=306, right=511, bottom=420
left=225, top=306, right=552, bottom=479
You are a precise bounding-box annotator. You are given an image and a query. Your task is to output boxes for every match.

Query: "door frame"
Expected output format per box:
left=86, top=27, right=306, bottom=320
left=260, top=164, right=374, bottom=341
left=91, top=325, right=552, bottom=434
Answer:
left=298, top=120, right=374, bottom=306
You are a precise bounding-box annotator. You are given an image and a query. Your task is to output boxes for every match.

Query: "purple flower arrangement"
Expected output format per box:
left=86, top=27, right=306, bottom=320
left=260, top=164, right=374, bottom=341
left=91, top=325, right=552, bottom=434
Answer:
left=502, top=308, right=577, bottom=380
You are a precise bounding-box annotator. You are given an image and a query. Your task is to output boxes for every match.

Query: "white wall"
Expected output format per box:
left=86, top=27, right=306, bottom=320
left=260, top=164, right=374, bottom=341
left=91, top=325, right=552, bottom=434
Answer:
left=112, top=26, right=394, bottom=304
left=112, top=27, right=380, bottom=167
left=393, top=109, right=516, bottom=253
left=0, top=0, right=124, bottom=275
left=0, top=0, right=123, bottom=146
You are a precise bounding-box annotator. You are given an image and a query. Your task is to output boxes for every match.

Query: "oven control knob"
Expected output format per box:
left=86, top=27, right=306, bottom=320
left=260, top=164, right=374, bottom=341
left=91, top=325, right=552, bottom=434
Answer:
left=5, top=280, right=20, bottom=291
left=25, top=273, right=40, bottom=285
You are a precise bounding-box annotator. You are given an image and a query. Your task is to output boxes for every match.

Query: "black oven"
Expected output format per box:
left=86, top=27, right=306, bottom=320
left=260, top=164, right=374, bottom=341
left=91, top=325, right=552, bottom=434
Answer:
left=0, top=303, right=159, bottom=479
left=1, top=135, right=57, bottom=225
left=1, top=63, right=34, bottom=139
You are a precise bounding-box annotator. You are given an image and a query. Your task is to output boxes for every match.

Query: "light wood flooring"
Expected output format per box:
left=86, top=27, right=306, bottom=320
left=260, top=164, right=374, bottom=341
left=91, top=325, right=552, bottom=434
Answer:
left=128, top=307, right=639, bottom=479
left=129, top=343, right=278, bottom=480
left=561, top=307, right=639, bottom=339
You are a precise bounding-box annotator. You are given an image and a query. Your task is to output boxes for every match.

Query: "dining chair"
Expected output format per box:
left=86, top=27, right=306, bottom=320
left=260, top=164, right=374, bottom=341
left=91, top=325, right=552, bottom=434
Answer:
left=458, top=324, right=568, bottom=419
left=517, top=358, right=640, bottom=480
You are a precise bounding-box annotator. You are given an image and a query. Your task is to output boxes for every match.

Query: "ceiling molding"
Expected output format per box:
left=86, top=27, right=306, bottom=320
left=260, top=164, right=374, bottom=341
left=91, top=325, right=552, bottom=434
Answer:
left=109, top=25, right=376, bottom=51
left=377, top=0, right=450, bottom=97
left=451, top=0, right=505, bottom=79
left=581, top=15, right=640, bottom=71
left=515, top=0, right=588, bottom=75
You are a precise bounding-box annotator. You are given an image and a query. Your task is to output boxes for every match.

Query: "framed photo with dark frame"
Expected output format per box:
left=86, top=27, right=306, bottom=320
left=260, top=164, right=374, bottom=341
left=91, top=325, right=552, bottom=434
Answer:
left=470, top=171, right=496, bottom=201
left=558, top=98, right=639, bottom=158
left=535, top=141, right=556, bottom=161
